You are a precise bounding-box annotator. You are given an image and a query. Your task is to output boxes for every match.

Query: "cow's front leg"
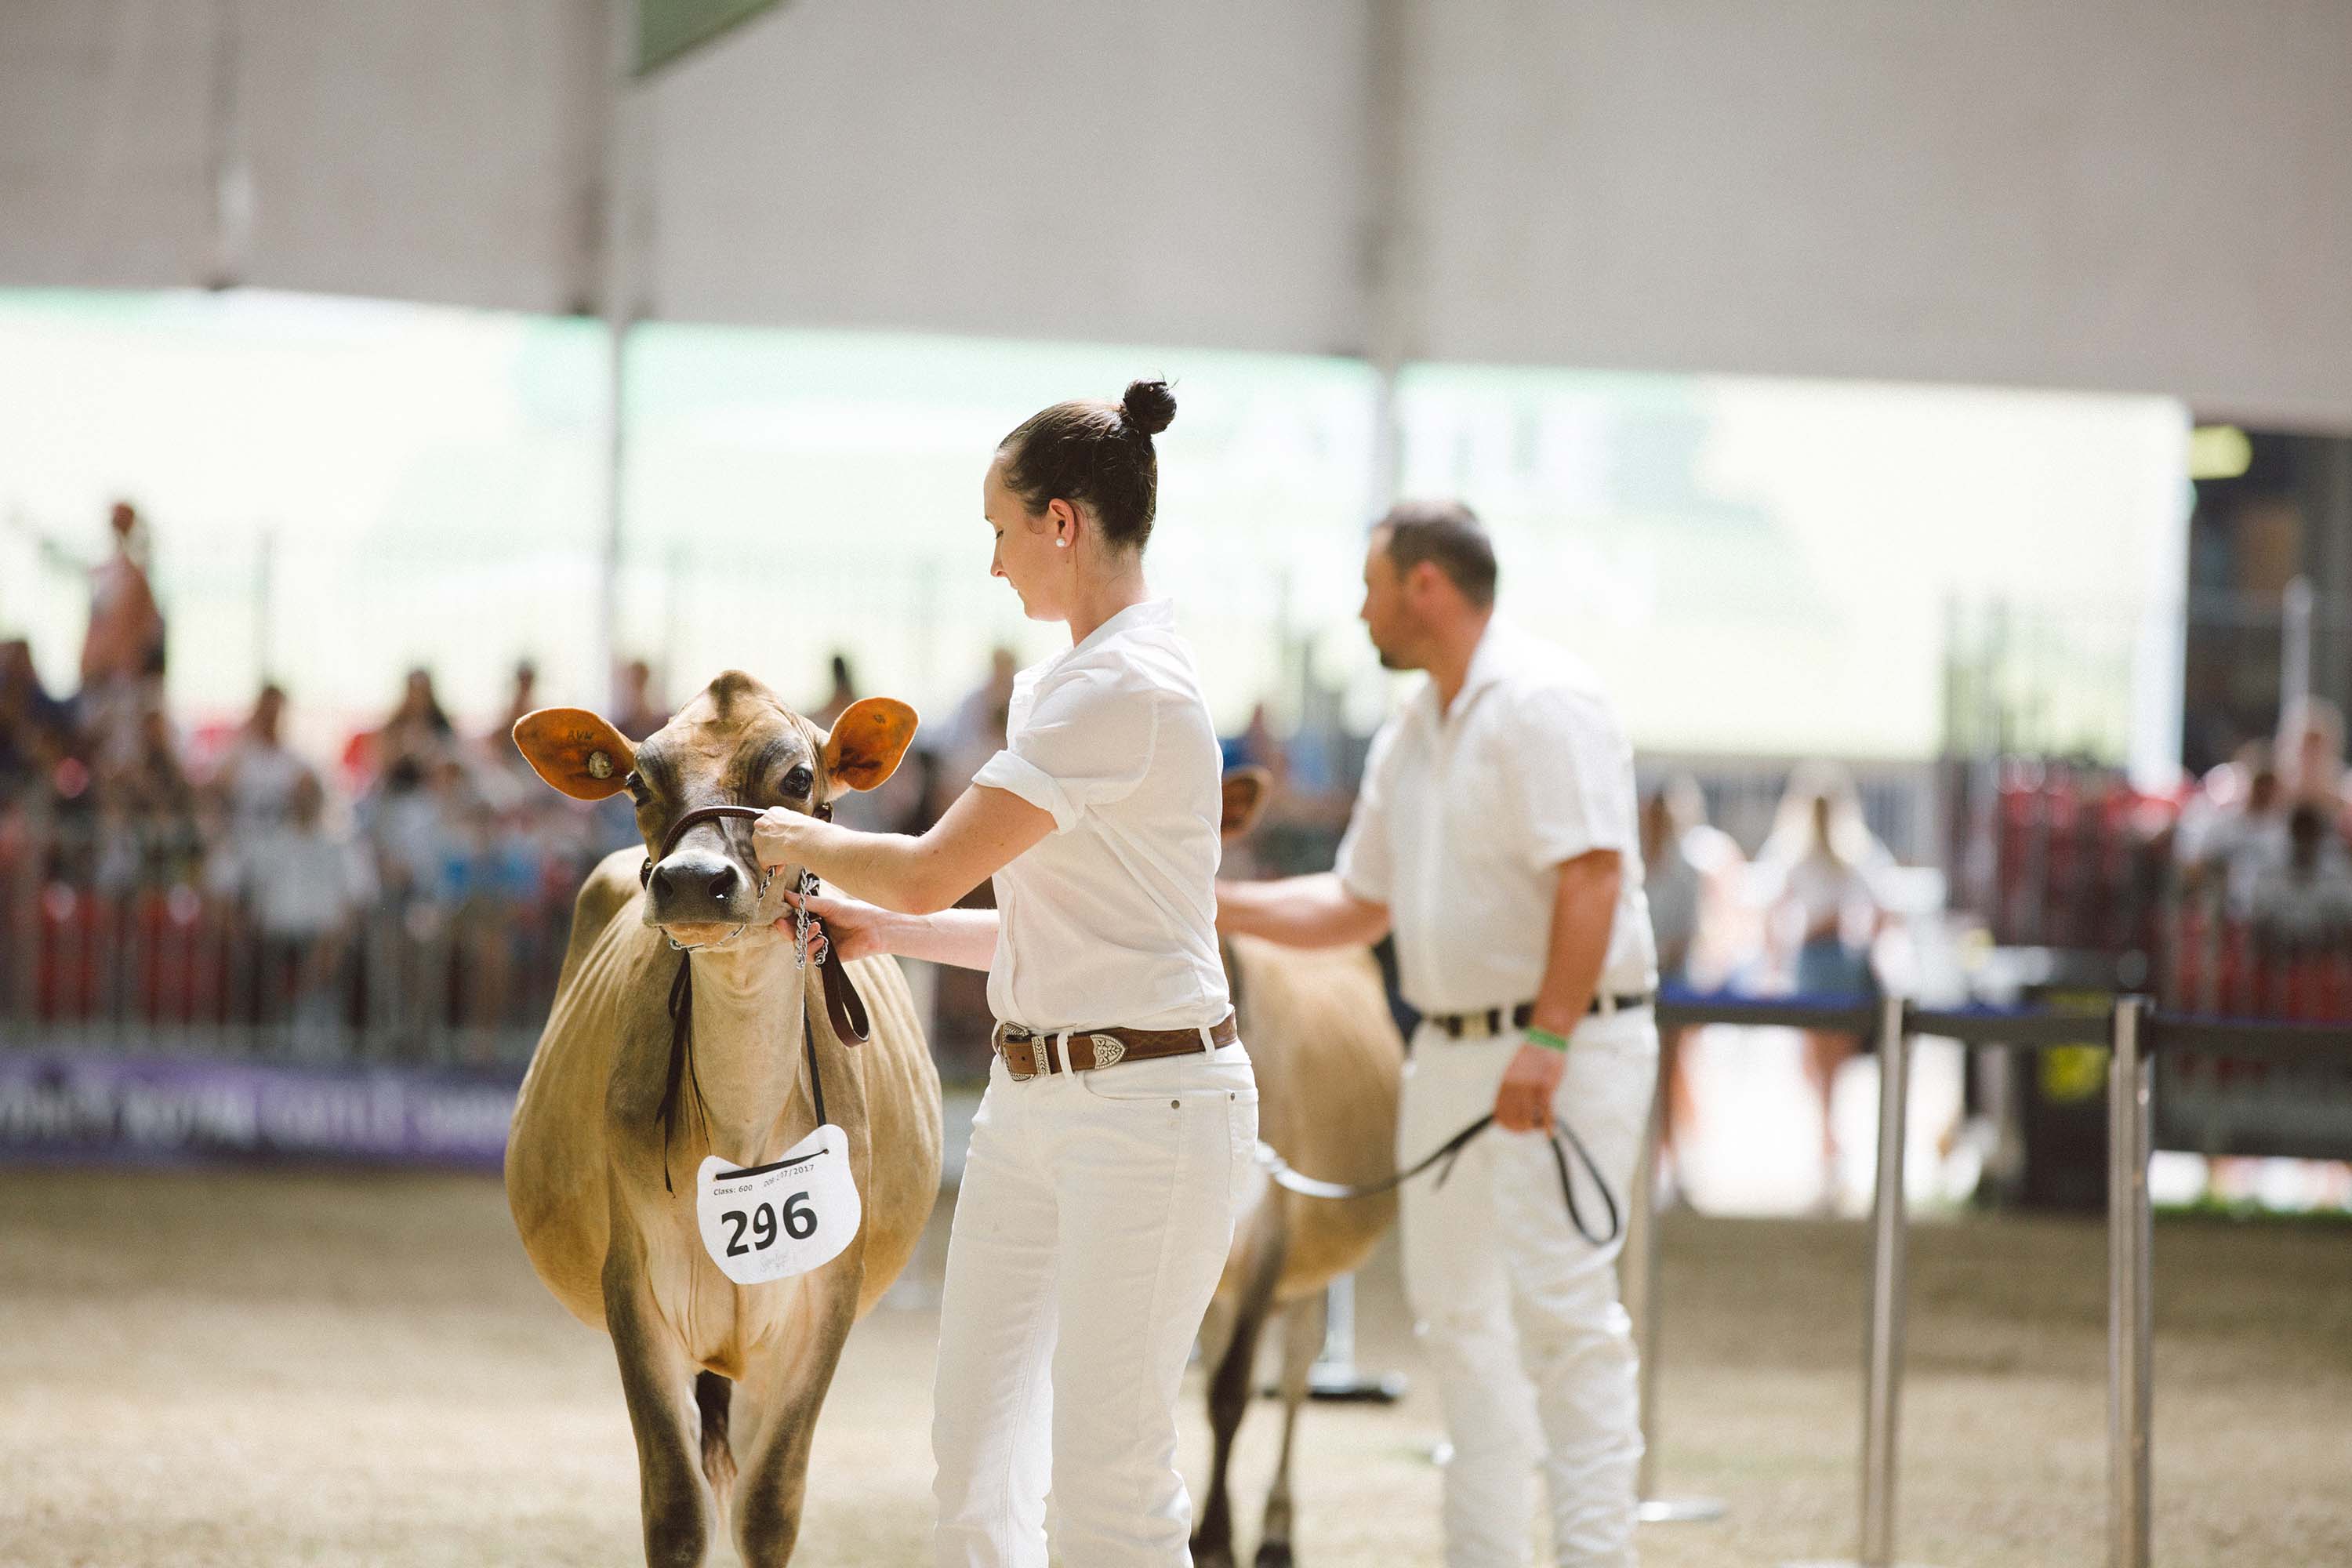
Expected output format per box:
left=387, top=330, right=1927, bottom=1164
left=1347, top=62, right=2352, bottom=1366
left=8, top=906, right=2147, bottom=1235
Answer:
left=731, top=1266, right=862, bottom=1568
left=604, top=1224, right=713, bottom=1568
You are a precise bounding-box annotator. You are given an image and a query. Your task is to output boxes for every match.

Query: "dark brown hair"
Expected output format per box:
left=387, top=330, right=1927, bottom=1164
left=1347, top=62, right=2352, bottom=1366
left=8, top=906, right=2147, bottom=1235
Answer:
left=1375, top=499, right=1497, bottom=609
left=997, top=379, right=1177, bottom=551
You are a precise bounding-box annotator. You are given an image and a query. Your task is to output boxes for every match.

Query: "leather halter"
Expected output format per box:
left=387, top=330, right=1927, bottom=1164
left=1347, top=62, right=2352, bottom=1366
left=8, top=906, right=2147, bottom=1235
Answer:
left=644, top=800, right=873, bottom=1192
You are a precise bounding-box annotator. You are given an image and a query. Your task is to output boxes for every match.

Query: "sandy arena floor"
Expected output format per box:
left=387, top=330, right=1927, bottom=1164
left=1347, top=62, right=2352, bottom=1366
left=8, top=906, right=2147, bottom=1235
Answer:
left=2, top=1167, right=2347, bottom=1567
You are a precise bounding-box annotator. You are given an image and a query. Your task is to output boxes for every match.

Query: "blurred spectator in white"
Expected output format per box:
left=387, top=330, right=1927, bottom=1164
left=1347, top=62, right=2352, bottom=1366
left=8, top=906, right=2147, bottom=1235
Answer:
left=92, top=706, right=198, bottom=889
left=1756, top=764, right=1890, bottom=1199
left=211, top=683, right=307, bottom=843
left=1642, top=775, right=1746, bottom=1190
left=2249, top=803, right=2352, bottom=949
left=365, top=752, right=471, bottom=907
left=2172, top=740, right=2261, bottom=877
left=77, top=500, right=168, bottom=764
left=2277, top=696, right=2347, bottom=815
left=238, top=770, right=376, bottom=1051
left=442, top=792, right=548, bottom=1040
left=613, top=657, right=670, bottom=741
left=2205, top=753, right=2290, bottom=919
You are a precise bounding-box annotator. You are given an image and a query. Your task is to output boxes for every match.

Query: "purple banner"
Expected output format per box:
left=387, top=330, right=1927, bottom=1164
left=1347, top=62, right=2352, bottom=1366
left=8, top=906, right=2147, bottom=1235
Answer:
left=0, top=1051, right=519, bottom=1169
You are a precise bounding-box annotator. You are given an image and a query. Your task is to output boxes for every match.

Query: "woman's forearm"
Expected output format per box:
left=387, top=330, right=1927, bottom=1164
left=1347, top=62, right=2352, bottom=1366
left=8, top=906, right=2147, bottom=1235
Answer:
left=797, top=822, right=960, bottom=915
left=881, top=907, right=1000, bottom=970
left=789, top=785, right=1049, bottom=917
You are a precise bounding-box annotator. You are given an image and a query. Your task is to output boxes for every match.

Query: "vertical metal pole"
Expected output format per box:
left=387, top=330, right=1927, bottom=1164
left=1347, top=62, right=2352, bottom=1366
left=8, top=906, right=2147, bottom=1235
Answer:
left=1632, top=1036, right=1725, bottom=1524
left=1306, top=1274, right=1406, bottom=1402
left=2281, top=576, right=2314, bottom=724
left=2107, top=998, right=2154, bottom=1568
left=1629, top=1083, right=1661, bottom=1498
left=1858, top=993, right=1912, bottom=1568
left=595, top=0, right=643, bottom=710
left=205, top=0, right=252, bottom=289
left=253, top=526, right=274, bottom=686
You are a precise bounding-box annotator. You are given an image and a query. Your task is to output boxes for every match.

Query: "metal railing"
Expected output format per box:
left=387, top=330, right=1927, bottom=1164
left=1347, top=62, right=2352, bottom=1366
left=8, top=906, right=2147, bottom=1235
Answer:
left=0, top=822, right=583, bottom=1069
left=1630, top=989, right=2347, bottom=1568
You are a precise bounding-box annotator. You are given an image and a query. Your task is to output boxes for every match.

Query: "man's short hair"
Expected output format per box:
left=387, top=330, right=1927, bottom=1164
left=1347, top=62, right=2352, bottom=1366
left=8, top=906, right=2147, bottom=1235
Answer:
left=1374, top=499, right=1497, bottom=609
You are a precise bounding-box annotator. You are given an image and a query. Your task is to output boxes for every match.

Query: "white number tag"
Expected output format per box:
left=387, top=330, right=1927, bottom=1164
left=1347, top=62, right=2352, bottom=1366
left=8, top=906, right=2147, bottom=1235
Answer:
left=695, top=1123, right=861, bottom=1285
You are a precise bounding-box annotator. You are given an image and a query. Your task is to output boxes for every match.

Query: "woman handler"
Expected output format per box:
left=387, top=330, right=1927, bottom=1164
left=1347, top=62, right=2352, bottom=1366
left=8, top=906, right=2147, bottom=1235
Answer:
left=752, top=379, right=1256, bottom=1568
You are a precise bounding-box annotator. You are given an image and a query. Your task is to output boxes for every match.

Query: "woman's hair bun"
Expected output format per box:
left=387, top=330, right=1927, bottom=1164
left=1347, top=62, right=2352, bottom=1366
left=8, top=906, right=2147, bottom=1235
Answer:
left=1120, top=378, right=1177, bottom=437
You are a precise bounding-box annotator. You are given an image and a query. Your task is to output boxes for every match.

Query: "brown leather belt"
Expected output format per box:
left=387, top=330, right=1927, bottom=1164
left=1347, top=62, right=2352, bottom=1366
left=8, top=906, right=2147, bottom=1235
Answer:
left=993, top=1013, right=1240, bottom=1080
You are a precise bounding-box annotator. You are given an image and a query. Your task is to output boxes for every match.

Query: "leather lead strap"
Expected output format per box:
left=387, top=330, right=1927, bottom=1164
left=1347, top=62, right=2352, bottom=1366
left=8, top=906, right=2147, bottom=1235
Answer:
left=657, top=955, right=706, bottom=1195
left=1256, top=1112, right=1622, bottom=1247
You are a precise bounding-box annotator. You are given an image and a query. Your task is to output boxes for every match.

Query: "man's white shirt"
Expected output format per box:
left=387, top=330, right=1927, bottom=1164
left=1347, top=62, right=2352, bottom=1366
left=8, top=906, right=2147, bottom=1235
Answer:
left=1335, top=621, right=1657, bottom=1013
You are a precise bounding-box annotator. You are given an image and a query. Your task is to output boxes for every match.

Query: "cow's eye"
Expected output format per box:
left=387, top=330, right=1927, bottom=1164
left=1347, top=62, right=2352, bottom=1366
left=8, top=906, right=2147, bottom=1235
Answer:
left=624, top=771, right=651, bottom=805
left=783, top=764, right=815, bottom=798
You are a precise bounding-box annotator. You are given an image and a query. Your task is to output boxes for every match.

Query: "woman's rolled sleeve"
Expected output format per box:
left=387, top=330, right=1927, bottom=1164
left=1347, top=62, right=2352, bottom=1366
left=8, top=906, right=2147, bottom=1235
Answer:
left=974, top=665, right=1156, bottom=835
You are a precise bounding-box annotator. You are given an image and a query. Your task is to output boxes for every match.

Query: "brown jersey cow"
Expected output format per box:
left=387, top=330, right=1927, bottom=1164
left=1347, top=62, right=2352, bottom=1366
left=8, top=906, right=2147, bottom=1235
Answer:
left=1195, top=768, right=1405, bottom=1568
left=507, top=672, right=942, bottom=1567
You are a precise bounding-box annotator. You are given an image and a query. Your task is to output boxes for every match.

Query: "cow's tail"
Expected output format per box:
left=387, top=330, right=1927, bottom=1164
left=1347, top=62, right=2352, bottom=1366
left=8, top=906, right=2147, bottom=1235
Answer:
left=695, top=1370, right=736, bottom=1514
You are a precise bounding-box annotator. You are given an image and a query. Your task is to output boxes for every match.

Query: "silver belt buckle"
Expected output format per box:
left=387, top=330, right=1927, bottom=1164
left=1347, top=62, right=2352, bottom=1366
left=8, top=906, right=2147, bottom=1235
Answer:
left=999, top=1026, right=1037, bottom=1083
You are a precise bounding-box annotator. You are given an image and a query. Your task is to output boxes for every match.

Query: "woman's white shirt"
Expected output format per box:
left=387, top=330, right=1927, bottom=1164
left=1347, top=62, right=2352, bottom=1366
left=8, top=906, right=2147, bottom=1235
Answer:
left=973, top=599, right=1232, bottom=1033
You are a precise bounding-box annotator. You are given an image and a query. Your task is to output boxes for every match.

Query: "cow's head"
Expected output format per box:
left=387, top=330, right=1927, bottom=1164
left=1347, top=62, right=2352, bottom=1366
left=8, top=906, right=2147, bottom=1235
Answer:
left=513, top=670, right=917, bottom=946
left=1221, top=765, right=1273, bottom=842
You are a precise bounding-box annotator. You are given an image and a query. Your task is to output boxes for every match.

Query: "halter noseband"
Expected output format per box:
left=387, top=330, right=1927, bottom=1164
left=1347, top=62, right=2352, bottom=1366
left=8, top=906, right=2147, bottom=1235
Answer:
left=639, top=801, right=829, bottom=953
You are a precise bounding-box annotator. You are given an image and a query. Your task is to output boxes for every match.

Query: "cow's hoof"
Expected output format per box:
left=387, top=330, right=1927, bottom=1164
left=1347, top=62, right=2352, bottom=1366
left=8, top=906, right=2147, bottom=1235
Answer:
left=1254, top=1541, right=1294, bottom=1568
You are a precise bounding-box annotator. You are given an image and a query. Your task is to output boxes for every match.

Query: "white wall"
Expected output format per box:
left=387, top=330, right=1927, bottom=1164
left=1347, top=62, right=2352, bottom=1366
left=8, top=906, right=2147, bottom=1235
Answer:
left=5, top=0, right=2350, bottom=421
left=1, top=0, right=604, bottom=312
left=1402, top=1, right=2352, bottom=425
left=2, top=2, right=221, bottom=289
left=643, top=0, right=1374, bottom=354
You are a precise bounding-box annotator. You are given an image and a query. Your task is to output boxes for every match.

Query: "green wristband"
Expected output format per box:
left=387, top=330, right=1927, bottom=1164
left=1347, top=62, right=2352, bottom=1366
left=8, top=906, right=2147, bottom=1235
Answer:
left=1523, top=1025, right=1572, bottom=1054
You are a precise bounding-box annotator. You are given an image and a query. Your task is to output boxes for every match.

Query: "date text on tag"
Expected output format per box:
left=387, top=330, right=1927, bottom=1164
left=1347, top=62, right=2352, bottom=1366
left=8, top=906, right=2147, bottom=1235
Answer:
left=695, top=1123, right=861, bottom=1285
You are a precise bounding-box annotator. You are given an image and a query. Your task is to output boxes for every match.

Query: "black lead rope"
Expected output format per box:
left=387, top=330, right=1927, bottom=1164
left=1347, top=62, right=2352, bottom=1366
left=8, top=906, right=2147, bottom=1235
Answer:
left=1258, top=1112, right=1623, bottom=1247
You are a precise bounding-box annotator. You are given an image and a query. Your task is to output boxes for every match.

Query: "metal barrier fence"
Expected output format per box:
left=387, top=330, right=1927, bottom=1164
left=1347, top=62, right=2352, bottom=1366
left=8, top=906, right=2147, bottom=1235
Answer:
left=0, top=822, right=583, bottom=1069
left=1633, top=990, right=2347, bottom=1568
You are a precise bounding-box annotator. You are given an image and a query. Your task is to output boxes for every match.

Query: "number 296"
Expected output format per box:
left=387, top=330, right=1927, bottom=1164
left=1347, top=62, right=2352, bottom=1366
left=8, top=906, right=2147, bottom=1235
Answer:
left=722, top=1192, right=817, bottom=1256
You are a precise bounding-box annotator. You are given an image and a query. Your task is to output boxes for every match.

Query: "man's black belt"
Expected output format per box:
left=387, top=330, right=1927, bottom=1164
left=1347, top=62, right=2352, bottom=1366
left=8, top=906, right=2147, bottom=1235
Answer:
left=1427, top=993, right=1655, bottom=1040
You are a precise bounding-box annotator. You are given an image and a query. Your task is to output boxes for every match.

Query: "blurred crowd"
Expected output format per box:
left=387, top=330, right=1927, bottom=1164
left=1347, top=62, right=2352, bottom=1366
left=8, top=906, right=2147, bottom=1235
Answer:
left=16, top=500, right=2352, bottom=1063
left=0, top=504, right=1050, bottom=1051
left=2172, top=698, right=2352, bottom=946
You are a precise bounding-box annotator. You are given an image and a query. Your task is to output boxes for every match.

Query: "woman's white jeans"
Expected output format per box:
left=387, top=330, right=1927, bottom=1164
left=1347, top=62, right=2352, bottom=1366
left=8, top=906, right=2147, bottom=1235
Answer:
left=934, top=1040, right=1258, bottom=1568
left=1400, top=1008, right=1658, bottom=1568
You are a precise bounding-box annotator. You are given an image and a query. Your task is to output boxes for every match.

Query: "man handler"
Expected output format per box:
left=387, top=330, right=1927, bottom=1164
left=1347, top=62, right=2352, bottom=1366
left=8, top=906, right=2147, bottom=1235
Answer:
left=1218, top=500, right=1658, bottom=1568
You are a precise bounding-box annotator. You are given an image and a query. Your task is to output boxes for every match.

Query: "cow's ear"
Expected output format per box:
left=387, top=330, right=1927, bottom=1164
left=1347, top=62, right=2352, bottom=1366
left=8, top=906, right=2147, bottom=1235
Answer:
left=512, top=708, right=636, bottom=801
left=1221, top=765, right=1272, bottom=840
left=821, top=698, right=919, bottom=793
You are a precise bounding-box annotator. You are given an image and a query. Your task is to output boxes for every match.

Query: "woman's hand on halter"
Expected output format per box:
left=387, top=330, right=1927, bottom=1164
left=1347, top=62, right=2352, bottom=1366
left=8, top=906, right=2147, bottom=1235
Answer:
left=752, top=805, right=821, bottom=880
left=777, top=887, right=891, bottom=964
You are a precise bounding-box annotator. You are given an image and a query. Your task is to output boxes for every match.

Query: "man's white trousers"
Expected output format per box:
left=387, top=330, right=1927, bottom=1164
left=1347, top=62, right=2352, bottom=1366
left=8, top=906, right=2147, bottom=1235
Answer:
left=1401, top=1009, right=1658, bottom=1568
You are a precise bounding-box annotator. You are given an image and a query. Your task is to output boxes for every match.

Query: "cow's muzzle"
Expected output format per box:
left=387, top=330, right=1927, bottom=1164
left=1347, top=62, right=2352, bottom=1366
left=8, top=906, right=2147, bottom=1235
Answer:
left=639, top=805, right=779, bottom=947
left=646, top=848, right=754, bottom=925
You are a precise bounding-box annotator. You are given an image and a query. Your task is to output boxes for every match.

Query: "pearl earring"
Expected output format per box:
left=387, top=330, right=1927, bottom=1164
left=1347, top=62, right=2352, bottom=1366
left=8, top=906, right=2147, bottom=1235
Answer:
left=1055, top=537, right=1068, bottom=548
